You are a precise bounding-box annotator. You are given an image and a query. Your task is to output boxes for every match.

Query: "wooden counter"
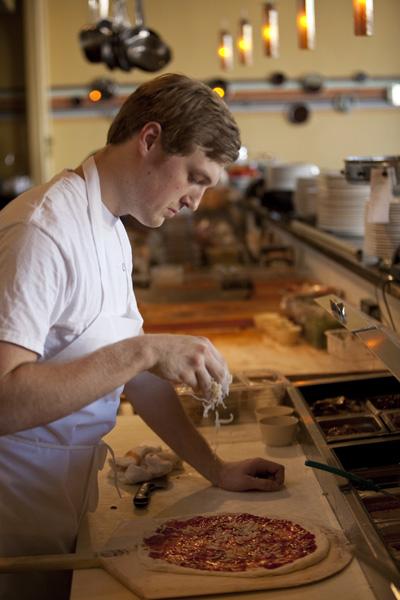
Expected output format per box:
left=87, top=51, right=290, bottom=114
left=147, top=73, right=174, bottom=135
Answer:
left=69, top=271, right=382, bottom=597
left=70, top=417, right=376, bottom=600
left=136, top=273, right=384, bottom=376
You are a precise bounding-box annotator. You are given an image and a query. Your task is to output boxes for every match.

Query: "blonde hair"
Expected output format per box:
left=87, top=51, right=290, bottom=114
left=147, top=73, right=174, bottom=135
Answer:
left=107, top=73, right=241, bottom=165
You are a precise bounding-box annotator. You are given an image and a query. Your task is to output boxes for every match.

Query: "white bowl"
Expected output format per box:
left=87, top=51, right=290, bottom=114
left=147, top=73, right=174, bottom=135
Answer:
left=259, top=415, right=299, bottom=447
left=255, top=405, right=294, bottom=421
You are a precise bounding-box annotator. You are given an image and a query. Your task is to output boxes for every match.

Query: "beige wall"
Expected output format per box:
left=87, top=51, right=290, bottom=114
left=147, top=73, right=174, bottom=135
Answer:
left=32, top=0, right=400, bottom=173
left=52, top=118, right=112, bottom=170
left=236, top=108, right=400, bottom=169
left=47, top=0, right=400, bottom=82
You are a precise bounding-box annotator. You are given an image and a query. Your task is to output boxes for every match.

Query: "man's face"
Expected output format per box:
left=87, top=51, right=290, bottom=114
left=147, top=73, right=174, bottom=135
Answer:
left=132, top=142, right=223, bottom=228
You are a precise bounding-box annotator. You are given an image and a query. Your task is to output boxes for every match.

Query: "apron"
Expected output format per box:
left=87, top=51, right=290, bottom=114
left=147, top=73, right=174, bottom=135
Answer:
left=0, top=156, right=143, bottom=558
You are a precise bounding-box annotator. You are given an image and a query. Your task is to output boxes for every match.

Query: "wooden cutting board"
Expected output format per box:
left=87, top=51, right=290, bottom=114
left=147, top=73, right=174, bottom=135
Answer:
left=98, top=514, right=353, bottom=599
left=0, top=516, right=352, bottom=599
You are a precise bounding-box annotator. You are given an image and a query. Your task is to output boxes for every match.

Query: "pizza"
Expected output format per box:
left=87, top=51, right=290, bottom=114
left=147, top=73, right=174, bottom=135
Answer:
left=138, top=512, right=330, bottom=577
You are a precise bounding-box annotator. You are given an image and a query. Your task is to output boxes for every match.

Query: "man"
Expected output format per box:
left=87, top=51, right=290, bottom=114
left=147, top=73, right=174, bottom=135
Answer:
left=0, top=73, right=284, bottom=598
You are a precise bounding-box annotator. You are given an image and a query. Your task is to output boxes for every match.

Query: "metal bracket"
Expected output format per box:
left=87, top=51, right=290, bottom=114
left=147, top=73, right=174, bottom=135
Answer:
left=316, top=295, right=400, bottom=383
left=330, top=299, right=346, bottom=324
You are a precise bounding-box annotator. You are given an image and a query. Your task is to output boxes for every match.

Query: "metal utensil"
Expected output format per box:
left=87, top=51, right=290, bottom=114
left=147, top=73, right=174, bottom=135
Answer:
left=125, top=0, right=172, bottom=72
left=305, top=459, right=400, bottom=503
left=133, top=476, right=169, bottom=508
left=353, top=545, right=400, bottom=591
left=315, top=295, right=400, bottom=383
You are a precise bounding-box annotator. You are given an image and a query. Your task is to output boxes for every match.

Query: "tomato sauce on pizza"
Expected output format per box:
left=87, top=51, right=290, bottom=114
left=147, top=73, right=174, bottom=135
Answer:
left=142, top=513, right=318, bottom=573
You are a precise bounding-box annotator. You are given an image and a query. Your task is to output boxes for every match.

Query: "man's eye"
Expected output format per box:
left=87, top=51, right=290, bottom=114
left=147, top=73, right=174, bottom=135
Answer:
left=189, top=174, right=203, bottom=185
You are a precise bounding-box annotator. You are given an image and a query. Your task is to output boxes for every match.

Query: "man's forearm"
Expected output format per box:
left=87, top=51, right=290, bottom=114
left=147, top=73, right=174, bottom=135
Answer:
left=125, top=372, right=223, bottom=485
left=0, top=336, right=153, bottom=435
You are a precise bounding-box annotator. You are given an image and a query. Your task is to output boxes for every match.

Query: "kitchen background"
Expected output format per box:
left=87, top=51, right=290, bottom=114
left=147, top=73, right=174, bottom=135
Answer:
left=4, top=5, right=400, bottom=593
left=1, top=0, right=400, bottom=185
left=2, top=0, right=400, bottom=336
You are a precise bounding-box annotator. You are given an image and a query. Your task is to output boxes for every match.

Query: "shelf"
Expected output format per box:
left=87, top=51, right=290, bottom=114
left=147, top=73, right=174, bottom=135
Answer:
left=269, top=215, right=400, bottom=301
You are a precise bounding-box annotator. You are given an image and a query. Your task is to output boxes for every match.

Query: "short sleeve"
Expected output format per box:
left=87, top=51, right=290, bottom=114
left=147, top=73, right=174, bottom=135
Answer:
left=0, top=223, right=69, bottom=356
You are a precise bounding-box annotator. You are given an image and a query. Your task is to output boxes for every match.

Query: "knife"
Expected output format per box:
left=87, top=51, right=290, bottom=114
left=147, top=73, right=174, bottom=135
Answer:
left=305, top=459, right=400, bottom=502
left=133, top=476, right=169, bottom=508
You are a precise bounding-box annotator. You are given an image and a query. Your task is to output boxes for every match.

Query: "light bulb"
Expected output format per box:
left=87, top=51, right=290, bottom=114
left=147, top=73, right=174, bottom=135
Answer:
left=297, top=0, right=315, bottom=50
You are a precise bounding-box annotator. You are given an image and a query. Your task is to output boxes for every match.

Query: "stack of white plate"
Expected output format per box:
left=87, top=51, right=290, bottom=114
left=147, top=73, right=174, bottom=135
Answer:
left=293, top=176, right=320, bottom=218
left=364, top=202, right=400, bottom=261
left=267, top=162, right=320, bottom=191
left=317, top=171, right=370, bottom=236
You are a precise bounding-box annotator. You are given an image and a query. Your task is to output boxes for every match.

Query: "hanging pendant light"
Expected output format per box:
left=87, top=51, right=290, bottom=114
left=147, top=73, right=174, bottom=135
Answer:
left=237, top=18, right=253, bottom=66
left=353, top=0, right=373, bottom=36
left=218, top=30, right=234, bottom=71
left=262, top=2, right=279, bottom=58
left=297, top=0, right=315, bottom=50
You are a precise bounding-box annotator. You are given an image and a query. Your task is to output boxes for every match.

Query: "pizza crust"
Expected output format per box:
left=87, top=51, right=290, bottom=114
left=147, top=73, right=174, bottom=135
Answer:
left=137, top=513, right=330, bottom=578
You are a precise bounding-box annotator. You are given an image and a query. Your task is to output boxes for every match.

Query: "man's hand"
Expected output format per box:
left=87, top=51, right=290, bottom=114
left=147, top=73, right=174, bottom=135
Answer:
left=215, top=458, right=285, bottom=492
left=143, top=333, right=229, bottom=398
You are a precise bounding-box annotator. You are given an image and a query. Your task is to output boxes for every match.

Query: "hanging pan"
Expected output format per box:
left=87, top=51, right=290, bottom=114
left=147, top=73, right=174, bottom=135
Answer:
left=124, top=0, right=172, bottom=72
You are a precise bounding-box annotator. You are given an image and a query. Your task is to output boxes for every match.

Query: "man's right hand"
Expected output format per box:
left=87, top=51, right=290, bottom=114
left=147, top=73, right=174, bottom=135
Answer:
left=0, top=332, right=229, bottom=435
left=142, top=333, right=230, bottom=399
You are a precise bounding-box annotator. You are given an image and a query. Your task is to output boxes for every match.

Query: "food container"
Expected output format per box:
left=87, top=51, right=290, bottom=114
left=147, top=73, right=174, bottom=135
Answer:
left=209, top=388, right=243, bottom=425
left=242, top=370, right=289, bottom=410
left=366, top=394, right=400, bottom=415
left=253, top=312, right=301, bottom=346
left=376, top=521, right=400, bottom=561
left=381, top=410, right=400, bottom=432
left=361, top=489, right=400, bottom=523
left=316, top=414, right=386, bottom=442
left=174, top=372, right=249, bottom=426
left=302, top=308, right=340, bottom=349
left=255, top=405, right=294, bottom=421
left=179, top=388, right=244, bottom=427
left=310, top=395, right=366, bottom=417
left=332, top=437, right=400, bottom=493
left=230, top=373, right=249, bottom=386
left=296, top=372, right=400, bottom=418
left=175, top=372, right=246, bottom=396
left=325, top=329, right=383, bottom=369
left=354, top=466, right=400, bottom=488
left=179, top=394, right=206, bottom=426
left=343, top=156, right=400, bottom=192
left=259, top=415, right=299, bottom=447
left=244, top=369, right=288, bottom=388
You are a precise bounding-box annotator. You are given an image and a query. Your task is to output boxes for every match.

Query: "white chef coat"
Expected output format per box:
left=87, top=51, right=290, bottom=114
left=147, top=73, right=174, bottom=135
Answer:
left=0, top=165, right=140, bottom=361
left=0, top=157, right=143, bottom=599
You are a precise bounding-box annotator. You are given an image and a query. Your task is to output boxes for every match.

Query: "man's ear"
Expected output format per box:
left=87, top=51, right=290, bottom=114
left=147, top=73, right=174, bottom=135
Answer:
left=138, top=122, right=162, bottom=156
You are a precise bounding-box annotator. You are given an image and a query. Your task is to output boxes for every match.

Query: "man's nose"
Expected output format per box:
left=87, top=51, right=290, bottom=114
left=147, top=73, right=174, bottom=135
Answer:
left=180, top=191, right=204, bottom=212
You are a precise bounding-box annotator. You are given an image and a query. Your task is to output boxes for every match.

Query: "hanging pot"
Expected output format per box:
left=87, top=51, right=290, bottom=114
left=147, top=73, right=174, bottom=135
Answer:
left=343, top=156, right=400, bottom=192
left=124, top=0, right=172, bottom=72
left=79, top=0, right=171, bottom=72
left=79, top=18, right=114, bottom=65
left=332, top=94, right=355, bottom=113
left=299, top=73, right=324, bottom=94
left=287, top=103, right=311, bottom=124
left=269, top=72, right=287, bottom=86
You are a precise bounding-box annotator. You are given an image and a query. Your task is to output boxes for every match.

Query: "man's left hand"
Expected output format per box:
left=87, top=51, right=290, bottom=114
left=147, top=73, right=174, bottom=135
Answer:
left=216, top=458, right=285, bottom=492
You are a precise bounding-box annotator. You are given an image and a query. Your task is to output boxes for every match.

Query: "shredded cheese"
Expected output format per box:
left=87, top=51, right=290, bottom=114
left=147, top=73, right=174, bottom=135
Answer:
left=190, top=374, right=234, bottom=429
